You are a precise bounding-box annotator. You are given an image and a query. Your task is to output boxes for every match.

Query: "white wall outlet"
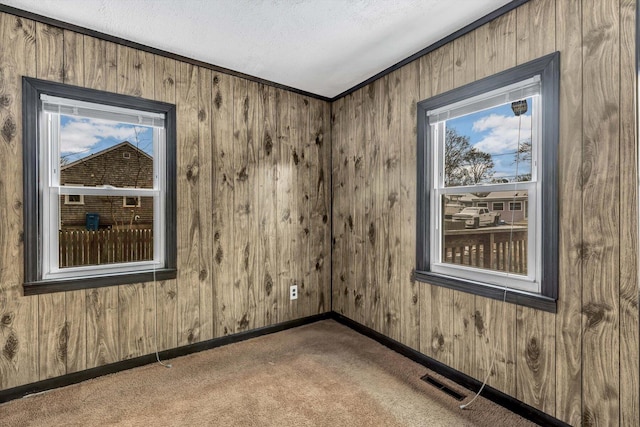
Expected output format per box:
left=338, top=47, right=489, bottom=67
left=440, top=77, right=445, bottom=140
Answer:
left=290, top=285, right=298, bottom=300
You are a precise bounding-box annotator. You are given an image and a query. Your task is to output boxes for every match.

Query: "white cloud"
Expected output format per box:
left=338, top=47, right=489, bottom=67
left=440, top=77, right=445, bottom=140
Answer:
left=472, top=114, right=532, bottom=155
left=61, top=118, right=150, bottom=154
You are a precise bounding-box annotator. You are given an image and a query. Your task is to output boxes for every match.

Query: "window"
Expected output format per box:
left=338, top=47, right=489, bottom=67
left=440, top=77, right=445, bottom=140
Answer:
left=64, top=184, right=84, bottom=205
left=22, top=77, right=177, bottom=294
left=123, top=196, right=142, bottom=208
left=415, top=52, right=559, bottom=311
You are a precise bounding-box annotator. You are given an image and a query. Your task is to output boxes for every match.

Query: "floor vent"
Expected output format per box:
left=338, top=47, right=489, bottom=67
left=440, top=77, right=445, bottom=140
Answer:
left=421, top=374, right=466, bottom=401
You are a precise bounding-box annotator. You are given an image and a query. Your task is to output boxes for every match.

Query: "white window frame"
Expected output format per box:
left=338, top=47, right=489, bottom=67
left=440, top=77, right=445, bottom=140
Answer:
left=40, top=95, right=166, bottom=281
left=123, top=195, right=142, bottom=208
left=427, top=79, right=541, bottom=294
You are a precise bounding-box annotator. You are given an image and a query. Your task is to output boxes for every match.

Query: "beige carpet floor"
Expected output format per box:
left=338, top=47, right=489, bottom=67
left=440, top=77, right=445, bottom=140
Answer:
left=1, top=320, right=535, bottom=426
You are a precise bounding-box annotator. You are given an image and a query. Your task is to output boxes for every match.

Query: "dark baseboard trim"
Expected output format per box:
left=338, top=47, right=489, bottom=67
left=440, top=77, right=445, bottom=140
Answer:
left=1, top=309, right=568, bottom=427
left=0, top=312, right=331, bottom=404
left=330, top=312, right=570, bottom=427
left=0, top=4, right=331, bottom=103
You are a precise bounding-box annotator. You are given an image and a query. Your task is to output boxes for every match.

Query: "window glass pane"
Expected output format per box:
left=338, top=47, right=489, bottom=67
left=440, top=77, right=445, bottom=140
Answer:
left=60, top=115, right=154, bottom=189
left=443, top=97, right=534, bottom=187
left=442, top=191, right=528, bottom=275
left=59, top=196, right=154, bottom=268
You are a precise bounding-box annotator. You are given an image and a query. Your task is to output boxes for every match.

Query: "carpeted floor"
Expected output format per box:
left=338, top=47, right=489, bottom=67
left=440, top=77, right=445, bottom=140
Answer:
left=1, top=320, right=535, bottom=426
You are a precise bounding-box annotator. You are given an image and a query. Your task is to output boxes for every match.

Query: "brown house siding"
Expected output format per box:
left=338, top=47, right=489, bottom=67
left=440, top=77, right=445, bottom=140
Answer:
left=60, top=142, right=154, bottom=227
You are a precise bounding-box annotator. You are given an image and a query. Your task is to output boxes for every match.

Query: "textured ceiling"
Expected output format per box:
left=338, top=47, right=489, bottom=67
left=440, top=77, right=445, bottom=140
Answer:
left=2, top=0, right=512, bottom=98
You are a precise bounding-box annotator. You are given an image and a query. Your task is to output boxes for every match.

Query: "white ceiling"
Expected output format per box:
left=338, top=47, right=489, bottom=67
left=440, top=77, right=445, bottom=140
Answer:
left=2, top=0, right=512, bottom=98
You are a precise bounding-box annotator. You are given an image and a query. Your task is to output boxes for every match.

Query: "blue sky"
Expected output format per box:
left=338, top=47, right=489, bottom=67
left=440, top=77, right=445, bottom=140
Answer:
left=60, top=115, right=153, bottom=164
left=446, top=98, right=533, bottom=182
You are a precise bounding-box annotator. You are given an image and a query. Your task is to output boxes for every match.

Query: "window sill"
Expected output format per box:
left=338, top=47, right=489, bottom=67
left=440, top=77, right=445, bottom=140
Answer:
left=412, top=269, right=556, bottom=313
left=23, top=268, right=177, bottom=296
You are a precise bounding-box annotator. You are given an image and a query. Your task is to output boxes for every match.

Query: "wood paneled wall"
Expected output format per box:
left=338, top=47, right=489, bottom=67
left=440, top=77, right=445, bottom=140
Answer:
left=0, top=11, right=331, bottom=390
left=331, top=0, right=638, bottom=425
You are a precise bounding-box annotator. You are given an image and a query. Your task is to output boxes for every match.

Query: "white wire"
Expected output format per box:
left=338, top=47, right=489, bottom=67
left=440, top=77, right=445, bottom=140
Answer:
left=153, top=258, right=172, bottom=369
left=460, top=106, right=524, bottom=410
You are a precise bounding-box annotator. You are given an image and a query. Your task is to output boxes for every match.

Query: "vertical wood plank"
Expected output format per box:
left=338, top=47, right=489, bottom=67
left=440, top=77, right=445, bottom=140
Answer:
left=35, top=21, right=67, bottom=381
left=382, top=71, right=402, bottom=341
left=62, top=30, right=84, bottom=85
left=307, top=97, right=328, bottom=315
left=581, top=1, right=620, bottom=425
left=246, top=81, right=264, bottom=329
left=514, top=0, right=556, bottom=415
left=515, top=0, right=556, bottom=63
left=116, top=46, right=156, bottom=359
left=295, top=95, right=311, bottom=318
left=475, top=298, right=517, bottom=396
left=451, top=31, right=476, bottom=376
left=233, top=78, right=252, bottom=331
left=351, top=89, right=366, bottom=325
left=320, top=100, right=332, bottom=314
left=619, top=1, right=639, bottom=426
left=276, top=88, right=294, bottom=321
left=554, top=0, right=583, bottom=422
left=364, top=80, right=381, bottom=331
left=212, top=72, right=236, bottom=336
left=399, top=60, right=420, bottom=351
left=342, top=93, right=357, bottom=322
left=0, top=13, right=38, bottom=389
left=83, top=36, right=117, bottom=92
left=330, top=96, right=347, bottom=316
left=153, top=55, right=178, bottom=351
left=258, top=85, right=278, bottom=325
left=176, top=61, right=200, bottom=346
left=83, top=36, right=119, bottom=368
left=475, top=9, right=517, bottom=79
left=197, top=66, right=214, bottom=341
left=62, top=28, right=86, bottom=375
left=516, top=307, right=556, bottom=413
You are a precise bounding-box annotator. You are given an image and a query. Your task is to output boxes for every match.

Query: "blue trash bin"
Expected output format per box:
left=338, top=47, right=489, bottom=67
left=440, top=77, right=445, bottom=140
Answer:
left=86, top=213, right=99, bottom=230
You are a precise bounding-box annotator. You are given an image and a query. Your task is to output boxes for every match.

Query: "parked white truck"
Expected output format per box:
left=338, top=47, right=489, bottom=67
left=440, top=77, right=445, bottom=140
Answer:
left=451, top=207, right=500, bottom=229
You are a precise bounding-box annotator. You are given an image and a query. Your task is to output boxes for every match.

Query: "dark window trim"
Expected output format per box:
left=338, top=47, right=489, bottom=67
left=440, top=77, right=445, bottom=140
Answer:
left=415, top=52, right=559, bottom=312
left=22, top=77, right=177, bottom=294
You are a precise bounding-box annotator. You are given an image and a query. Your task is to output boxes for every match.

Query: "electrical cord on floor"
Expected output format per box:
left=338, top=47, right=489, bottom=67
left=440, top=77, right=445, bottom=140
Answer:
left=153, top=263, right=172, bottom=369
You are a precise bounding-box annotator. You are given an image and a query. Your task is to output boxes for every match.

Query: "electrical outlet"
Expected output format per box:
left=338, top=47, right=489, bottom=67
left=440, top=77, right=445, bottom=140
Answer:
left=290, top=285, right=298, bottom=300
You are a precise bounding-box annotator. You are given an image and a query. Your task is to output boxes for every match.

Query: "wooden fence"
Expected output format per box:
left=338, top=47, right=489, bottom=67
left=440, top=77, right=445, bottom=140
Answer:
left=443, top=227, right=527, bottom=274
left=59, top=228, right=153, bottom=268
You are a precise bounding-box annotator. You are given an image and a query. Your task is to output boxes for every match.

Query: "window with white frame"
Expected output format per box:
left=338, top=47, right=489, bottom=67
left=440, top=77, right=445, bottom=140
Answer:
left=23, top=78, right=177, bottom=294
left=64, top=184, right=84, bottom=205
left=123, top=196, right=142, bottom=208
left=415, top=53, right=559, bottom=311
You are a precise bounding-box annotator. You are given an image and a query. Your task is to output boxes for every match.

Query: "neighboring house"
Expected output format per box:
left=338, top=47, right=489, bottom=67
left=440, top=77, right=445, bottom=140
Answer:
left=474, top=191, right=528, bottom=223
left=444, top=191, right=528, bottom=223
left=60, top=141, right=153, bottom=229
